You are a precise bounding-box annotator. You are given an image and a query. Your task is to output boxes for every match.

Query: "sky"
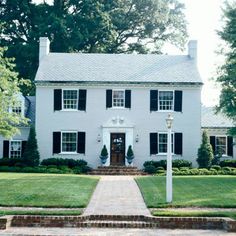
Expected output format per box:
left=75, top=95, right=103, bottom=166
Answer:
left=34, top=0, right=225, bottom=107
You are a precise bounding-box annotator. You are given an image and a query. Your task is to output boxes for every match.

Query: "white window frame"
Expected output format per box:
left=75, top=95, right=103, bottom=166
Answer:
left=112, top=89, right=125, bottom=109
left=215, top=135, right=227, bottom=156
left=158, top=132, right=174, bottom=155
left=62, top=89, right=78, bottom=111
left=61, top=131, right=77, bottom=154
left=158, top=90, right=174, bottom=112
left=9, top=140, right=22, bottom=158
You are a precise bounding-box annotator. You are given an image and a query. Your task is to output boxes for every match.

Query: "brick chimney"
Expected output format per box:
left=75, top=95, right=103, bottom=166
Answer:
left=39, top=37, right=50, bottom=62
left=188, top=40, right=197, bottom=60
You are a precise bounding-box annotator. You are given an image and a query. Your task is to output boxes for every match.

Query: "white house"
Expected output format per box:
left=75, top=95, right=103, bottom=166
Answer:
left=33, top=37, right=202, bottom=168
left=1, top=38, right=235, bottom=168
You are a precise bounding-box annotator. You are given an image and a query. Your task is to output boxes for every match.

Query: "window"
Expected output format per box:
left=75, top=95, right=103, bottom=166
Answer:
left=63, top=90, right=78, bottom=110
left=12, top=105, right=22, bottom=115
left=159, top=91, right=174, bottom=111
left=61, top=132, right=77, bottom=153
left=215, top=136, right=227, bottom=155
left=112, top=90, right=125, bottom=108
left=158, top=133, right=174, bottom=154
left=10, top=141, right=22, bottom=158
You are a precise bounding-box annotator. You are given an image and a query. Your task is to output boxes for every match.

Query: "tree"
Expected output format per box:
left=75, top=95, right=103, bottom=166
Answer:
left=196, top=131, right=214, bottom=168
left=215, top=1, right=236, bottom=136
left=1, top=0, right=187, bottom=94
left=0, top=47, right=28, bottom=138
left=22, top=126, right=40, bottom=167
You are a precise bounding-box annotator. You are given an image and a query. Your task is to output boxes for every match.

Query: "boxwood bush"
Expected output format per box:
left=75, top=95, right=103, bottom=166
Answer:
left=220, top=160, right=236, bottom=168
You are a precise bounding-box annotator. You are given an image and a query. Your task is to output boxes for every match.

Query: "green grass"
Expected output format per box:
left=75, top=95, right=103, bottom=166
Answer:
left=136, top=176, right=236, bottom=208
left=152, top=210, right=236, bottom=220
left=0, top=173, right=99, bottom=207
left=0, top=209, right=82, bottom=216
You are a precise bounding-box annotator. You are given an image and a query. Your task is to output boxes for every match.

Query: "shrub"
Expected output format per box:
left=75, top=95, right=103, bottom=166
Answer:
left=172, top=167, right=179, bottom=172
left=172, top=159, right=192, bottom=168
left=100, top=145, right=108, bottom=157
left=22, top=126, right=40, bottom=167
left=144, top=165, right=156, bottom=174
left=179, top=167, right=190, bottom=171
left=143, top=159, right=192, bottom=171
left=0, top=158, right=23, bottom=167
left=156, top=167, right=164, bottom=171
left=197, top=131, right=214, bottom=168
left=41, top=158, right=88, bottom=168
left=220, top=160, right=236, bottom=168
left=211, top=165, right=221, bottom=171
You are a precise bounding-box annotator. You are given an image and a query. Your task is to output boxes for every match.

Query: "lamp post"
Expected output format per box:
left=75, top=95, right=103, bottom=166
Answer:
left=166, top=114, right=173, bottom=203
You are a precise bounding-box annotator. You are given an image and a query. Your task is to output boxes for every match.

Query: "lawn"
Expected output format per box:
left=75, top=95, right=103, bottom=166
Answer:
left=0, top=173, right=99, bottom=207
left=152, top=209, right=236, bottom=220
left=136, top=176, right=236, bottom=208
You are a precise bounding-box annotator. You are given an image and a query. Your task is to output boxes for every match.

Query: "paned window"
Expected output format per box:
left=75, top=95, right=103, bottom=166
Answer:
left=12, top=106, right=22, bottom=115
left=10, top=141, right=22, bottom=158
left=159, top=91, right=174, bottom=111
left=63, top=90, right=78, bottom=110
left=158, top=133, right=174, bottom=154
left=112, top=90, right=125, bottom=108
left=215, top=136, right=227, bottom=155
left=61, top=132, right=77, bottom=153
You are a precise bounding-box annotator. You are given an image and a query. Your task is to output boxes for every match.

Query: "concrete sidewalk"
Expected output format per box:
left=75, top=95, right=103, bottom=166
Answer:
left=83, top=176, right=150, bottom=216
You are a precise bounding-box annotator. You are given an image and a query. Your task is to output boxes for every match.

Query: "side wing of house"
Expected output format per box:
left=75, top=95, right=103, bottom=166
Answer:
left=0, top=96, right=35, bottom=159
left=201, top=106, right=236, bottom=159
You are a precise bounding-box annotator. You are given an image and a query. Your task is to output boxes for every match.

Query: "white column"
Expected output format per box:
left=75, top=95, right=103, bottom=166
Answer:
left=166, top=126, right=172, bottom=203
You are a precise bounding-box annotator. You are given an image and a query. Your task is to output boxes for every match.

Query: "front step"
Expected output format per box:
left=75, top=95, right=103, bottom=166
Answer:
left=6, top=215, right=236, bottom=231
left=89, top=166, right=146, bottom=175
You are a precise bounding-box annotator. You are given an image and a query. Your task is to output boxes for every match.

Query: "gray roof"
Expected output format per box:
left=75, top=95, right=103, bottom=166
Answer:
left=35, top=53, right=202, bottom=84
left=201, top=106, right=234, bottom=128
left=25, top=96, right=36, bottom=125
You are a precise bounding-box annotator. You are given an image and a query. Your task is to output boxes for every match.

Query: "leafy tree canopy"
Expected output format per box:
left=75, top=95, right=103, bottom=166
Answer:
left=0, top=47, right=28, bottom=138
left=1, top=0, right=187, bottom=94
left=216, top=1, right=236, bottom=136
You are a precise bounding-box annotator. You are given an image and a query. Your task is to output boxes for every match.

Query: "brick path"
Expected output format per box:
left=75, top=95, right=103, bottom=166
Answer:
left=1, top=227, right=234, bottom=235
left=83, top=176, right=150, bottom=216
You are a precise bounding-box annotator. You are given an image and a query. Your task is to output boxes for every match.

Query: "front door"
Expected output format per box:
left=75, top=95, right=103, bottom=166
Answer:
left=110, top=133, right=125, bottom=165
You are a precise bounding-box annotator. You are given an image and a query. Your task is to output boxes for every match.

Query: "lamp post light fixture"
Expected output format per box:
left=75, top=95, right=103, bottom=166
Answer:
left=166, top=114, right=173, bottom=203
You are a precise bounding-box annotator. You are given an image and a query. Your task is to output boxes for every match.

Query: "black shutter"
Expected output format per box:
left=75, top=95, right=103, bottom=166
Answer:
left=54, top=89, right=62, bottom=111
left=210, top=136, right=216, bottom=154
left=3, top=141, right=9, bottom=158
left=227, top=136, right=233, bottom=156
left=125, top=90, right=131, bottom=108
left=77, top=132, right=86, bottom=154
left=106, top=90, right=112, bottom=108
left=78, top=89, right=87, bottom=111
left=53, top=132, right=61, bottom=154
left=150, top=90, right=158, bottom=111
left=150, top=133, right=158, bottom=155
left=174, top=90, right=183, bottom=112
left=174, top=133, right=183, bottom=155
left=21, top=141, right=27, bottom=157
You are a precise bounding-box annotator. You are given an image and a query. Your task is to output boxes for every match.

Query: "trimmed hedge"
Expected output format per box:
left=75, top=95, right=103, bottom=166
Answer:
left=41, top=158, right=87, bottom=168
left=143, top=159, right=192, bottom=173
left=150, top=167, right=236, bottom=176
left=220, top=160, right=236, bottom=168
left=0, top=165, right=91, bottom=174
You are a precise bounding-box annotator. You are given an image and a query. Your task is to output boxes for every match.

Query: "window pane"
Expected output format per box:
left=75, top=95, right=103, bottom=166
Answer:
left=113, top=91, right=125, bottom=107
left=10, top=141, right=21, bottom=158
left=158, top=133, right=174, bottom=153
left=159, top=91, right=173, bottom=110
left=63, top=90, right=78, bottom=109
left=216, top=137, right=226, bottom=155
left=62, top=132, right=77, bottom=152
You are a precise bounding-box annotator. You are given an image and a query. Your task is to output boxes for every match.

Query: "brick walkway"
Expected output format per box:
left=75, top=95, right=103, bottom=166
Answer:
left=1, top=227, right=234, bottom=235
left=83, top=176, right=150, bottom=216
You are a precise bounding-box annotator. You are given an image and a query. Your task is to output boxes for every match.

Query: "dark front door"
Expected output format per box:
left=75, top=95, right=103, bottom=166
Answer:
left=110, top=133, right=125, bottom=165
